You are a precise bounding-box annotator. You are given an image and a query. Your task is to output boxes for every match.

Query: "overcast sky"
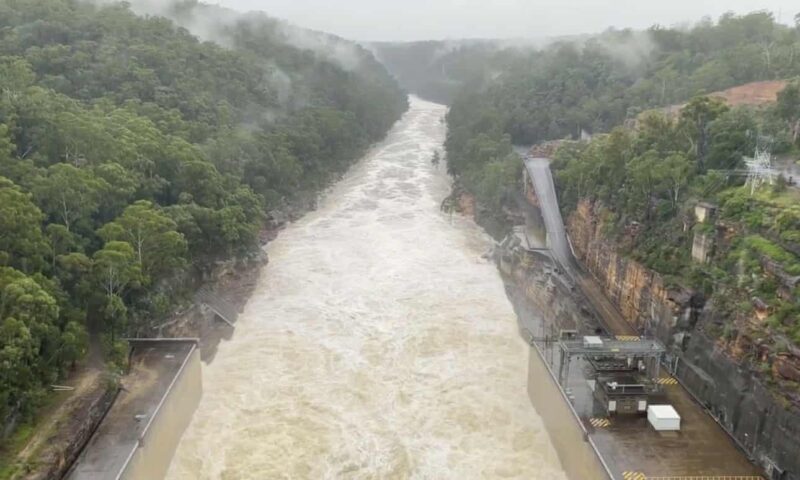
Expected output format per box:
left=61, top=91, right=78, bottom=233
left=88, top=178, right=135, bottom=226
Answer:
left=211, top=0, right=800, bottom=42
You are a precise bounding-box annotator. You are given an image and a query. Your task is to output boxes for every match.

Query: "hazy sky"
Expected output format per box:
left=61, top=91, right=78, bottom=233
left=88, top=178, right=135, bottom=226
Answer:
left=212, top=0, right=800, bottom=42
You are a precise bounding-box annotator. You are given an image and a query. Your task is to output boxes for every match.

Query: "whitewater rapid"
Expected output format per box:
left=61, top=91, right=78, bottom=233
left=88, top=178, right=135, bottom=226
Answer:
left=166, top=97, right=566, bottom=479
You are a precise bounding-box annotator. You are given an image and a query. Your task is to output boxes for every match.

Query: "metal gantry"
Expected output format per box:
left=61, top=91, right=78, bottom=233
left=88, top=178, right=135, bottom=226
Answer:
left=556, top=337, right=666, bottom=387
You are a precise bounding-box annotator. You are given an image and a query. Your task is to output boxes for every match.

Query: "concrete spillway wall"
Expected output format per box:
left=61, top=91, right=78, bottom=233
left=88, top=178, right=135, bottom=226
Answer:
left=118, top=345, right=202, bottom=480
left=526, top=342, right=612, bottom=480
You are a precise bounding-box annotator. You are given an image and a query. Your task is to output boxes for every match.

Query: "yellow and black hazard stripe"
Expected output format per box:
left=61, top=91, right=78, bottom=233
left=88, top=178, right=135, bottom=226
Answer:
left=622, top=472, right=646, bottom=480
left=655, top=376, right=679, bottom=386
left=616, top=335, right=640, bottom=342
left=589, top=417, right=611, bottom=428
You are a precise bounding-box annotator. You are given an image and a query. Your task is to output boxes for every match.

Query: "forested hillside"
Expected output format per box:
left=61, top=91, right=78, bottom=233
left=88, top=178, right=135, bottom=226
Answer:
left=0, top=0, right=406, bottom=433
left=442, top=11, right=800, bottom=398
left=445, top=12, right=800, bottom=211
left=371, top=40, right=525, bottom=104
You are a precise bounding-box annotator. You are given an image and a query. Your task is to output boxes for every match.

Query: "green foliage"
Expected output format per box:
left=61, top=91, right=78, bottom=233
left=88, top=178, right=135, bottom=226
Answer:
left=776, top=79, right=800, bottom=145
left=443, top=12, right=800, bottom=211
left=0, top=0, right=406, bottom=431
left=97, top=201, right=187, bottom=282
left=0, top=177, right=48, bottom=272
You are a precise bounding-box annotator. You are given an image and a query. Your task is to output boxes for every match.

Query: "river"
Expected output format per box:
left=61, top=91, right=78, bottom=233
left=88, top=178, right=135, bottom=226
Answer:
left=165, top=97, right=566, bottom=479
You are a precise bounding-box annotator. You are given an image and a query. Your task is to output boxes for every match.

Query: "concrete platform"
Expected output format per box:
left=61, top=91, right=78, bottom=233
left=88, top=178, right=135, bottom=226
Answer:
left=66, top=339, right=199, bottom=480
left=505, top=259, right=764, bottom=479
left=556, top=349, right=763, bottom=479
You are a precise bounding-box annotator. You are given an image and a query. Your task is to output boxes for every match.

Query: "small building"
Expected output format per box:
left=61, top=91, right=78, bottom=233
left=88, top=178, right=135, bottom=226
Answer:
left=694, top=202, right=718, bottom=224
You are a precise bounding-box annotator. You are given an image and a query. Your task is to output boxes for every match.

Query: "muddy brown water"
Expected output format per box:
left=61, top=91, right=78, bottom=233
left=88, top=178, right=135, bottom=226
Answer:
left=165, top=97, right=567, bottom=479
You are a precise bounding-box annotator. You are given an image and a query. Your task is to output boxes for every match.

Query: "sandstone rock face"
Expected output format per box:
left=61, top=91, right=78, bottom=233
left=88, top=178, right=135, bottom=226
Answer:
left=566, top=198, right=800, bottom=480
left=567, top=200, right=692, bottom=336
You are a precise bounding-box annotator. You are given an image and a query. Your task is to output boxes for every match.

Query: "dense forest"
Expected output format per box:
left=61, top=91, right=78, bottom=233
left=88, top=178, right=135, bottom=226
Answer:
left=371, top=40, right=526, bottom=104
left=441, top=12, right=800, bottom=390
left=551, top=83, right=800, bottom=379
left=444, top=12, right=800, bottom=211
left=0, top=0, right=406, bottom=432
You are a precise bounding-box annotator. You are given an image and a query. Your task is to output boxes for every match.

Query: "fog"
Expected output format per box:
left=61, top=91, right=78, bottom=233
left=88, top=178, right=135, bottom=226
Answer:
left=211, top=0, right=799, bottom=41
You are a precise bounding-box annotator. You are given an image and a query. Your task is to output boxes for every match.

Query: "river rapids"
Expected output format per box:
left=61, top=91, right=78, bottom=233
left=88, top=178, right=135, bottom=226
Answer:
left=166, top=97, right=566, bottom=479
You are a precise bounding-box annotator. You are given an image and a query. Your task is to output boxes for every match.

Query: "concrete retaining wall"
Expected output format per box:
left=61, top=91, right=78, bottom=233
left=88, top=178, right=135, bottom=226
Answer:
left=527, top=343, right=612, bottom=480
left=119, top=346, right=202, bottom=480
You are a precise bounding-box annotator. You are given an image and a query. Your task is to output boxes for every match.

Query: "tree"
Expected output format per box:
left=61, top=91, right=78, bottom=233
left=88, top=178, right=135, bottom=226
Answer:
left=0, top=57, right=35, bottom=93
left=0, top=316, right=38, bottom=421
left=92, top=242, right=141, bottom=341
left=0, top=268, right=61, bottom=407
left=706, top=108, right=757, bottom=170
left=776, top=80, right=800, bottom=144
left=93, top=163, right=139, bottom=222
left=45, top=224, right=80, bottom=269
left=679, top=96, right=730, bottom=171
left=176, top=160, right=225, bottom=208
left=57, top=321, right=88, bottom=370
left=97, top=201, right=187, bottom=281
left=0, top=177, right=47, bottom=272
left=662, top=153, right=693, bottom=208
left=33, top=163, right=106, bottom=233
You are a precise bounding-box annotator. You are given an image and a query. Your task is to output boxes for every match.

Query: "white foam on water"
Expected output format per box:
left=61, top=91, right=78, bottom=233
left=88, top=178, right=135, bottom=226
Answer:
left=166, top=97, right=567, bottom=480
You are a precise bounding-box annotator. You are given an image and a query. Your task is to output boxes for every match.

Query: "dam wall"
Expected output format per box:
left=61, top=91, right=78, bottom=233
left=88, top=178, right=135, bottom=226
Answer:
left=66, top=340, right=202, bottom=480
left=120, top=345, right=202, bottom=480
left=526, top=342, right=612, bottom=480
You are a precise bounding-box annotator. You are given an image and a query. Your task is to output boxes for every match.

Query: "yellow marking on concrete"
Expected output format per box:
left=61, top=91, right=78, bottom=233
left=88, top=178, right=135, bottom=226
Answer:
left=647, top=476, right=764, bottom=480
left=622, top=472, right=646, bottom=480
left=616, top=335, right=641, bottom=342
left=656, top=377, right=679, bottom=386
left=589, top=417, right=611, bottom=428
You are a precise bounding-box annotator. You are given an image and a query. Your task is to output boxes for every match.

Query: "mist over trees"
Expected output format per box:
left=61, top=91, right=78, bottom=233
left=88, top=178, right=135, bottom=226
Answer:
left=0, top=0, right=406, bottom=427
left=441, top=12, right=800, bottom=212
left=438, top=11, right=800, bottom=371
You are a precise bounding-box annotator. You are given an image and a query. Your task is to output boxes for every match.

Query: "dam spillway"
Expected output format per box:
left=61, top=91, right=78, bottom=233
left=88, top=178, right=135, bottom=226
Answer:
left=164, top=97, right=567, bottom=479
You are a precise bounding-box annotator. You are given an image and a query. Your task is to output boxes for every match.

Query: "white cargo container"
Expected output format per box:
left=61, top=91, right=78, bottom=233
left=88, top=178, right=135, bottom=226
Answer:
left=647, top=405, right=681, bottom=431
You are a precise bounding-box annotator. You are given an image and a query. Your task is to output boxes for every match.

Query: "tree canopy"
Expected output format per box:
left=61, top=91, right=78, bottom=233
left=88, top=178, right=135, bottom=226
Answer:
left=0, top=0, right=406, bottom=428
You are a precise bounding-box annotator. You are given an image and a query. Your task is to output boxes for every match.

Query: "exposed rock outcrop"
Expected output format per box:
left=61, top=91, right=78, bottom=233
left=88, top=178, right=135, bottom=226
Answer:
left=566, top=198, right=800, bottom=479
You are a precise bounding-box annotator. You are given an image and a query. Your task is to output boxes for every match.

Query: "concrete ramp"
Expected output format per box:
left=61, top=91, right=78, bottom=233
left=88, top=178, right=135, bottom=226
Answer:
left=522, top=156, right=637, bottom=336
left=523, top=158, right=576, bottom=275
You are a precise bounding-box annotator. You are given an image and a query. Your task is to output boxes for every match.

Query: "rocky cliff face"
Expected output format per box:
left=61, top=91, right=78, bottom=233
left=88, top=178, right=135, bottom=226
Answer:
left=567, top=200, right=695, bottom=336
left=566, top=198, right=800, bottom=480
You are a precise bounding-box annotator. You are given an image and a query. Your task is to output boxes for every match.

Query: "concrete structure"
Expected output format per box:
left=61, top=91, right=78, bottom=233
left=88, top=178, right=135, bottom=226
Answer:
left=694, top=202, right=718, bottom=223
left=511, top=155, right=765, bottom=479
left=692, top=231, right=715, bottom=263
left=66, top=339, right=201, bottom=480
left=526, top=341, right=613, bottom=480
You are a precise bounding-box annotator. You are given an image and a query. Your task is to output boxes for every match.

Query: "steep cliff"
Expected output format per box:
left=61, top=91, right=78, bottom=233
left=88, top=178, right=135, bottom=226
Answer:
left=566, top=198, right=800, bottom=479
